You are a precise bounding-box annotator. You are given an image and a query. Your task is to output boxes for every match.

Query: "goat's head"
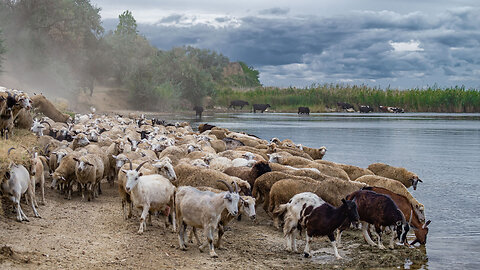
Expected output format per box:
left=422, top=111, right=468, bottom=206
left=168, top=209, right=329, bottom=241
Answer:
left=123, top=160, right=149, bottom=192
left=411, top=220, right=431, bottom=245
left=341, top=198, right=359, bottom=223
left=218, top=180, right=240, bottom=216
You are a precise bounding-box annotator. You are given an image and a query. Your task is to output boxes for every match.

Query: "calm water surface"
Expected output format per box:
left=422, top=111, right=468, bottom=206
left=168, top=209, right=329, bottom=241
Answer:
left=166, top=112, right=480, bottom=269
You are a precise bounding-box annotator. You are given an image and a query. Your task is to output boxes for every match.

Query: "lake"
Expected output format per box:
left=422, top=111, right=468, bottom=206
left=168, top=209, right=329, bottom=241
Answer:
left=166, top=112, right=480, bottom=269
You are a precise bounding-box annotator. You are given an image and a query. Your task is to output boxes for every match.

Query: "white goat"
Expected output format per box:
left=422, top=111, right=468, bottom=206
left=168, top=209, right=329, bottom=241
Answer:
left=123, top=160, right=176, bottom=234
left=175, top=180, right=240, bottom=257
left=1, top=162, right=41, bottom=221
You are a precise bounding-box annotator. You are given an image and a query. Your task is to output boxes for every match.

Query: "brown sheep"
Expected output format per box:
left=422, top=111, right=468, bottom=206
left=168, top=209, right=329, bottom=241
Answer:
left=367, top=162, right=422, bottom=190
left=209, top=139, right=226, bottom=153
left=223, top=161, right=272, bottom=187
left=31, top=94, right=70, bottom=123
left=315, top=160, right=374, bottom=180
left=302, top=146, right=327, bottom=160
left=14, top=108, right=33, bottom=129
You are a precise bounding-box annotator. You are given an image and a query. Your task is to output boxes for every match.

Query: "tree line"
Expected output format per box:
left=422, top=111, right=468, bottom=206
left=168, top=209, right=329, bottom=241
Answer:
left=0, top=0, right=261, bottom=110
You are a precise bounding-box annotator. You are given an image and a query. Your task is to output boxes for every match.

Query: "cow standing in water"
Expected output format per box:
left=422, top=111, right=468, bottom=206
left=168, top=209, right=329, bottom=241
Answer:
left=298, top=107, right=310, bottom=115
left=229, top=100, right=249, bottom=109
left=193, top=106, right=203, bottom=118
left=252, top=104, right=271, bottom=113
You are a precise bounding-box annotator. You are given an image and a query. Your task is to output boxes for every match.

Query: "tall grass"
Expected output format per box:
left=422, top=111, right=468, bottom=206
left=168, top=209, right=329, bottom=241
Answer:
left=214, top=84, right=480, bottom=113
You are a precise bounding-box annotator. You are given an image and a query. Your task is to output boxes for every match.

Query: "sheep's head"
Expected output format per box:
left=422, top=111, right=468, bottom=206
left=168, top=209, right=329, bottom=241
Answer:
left=73, top=157, right=94, bottom=171
left=253, top=161, right=271, bottom=176
left=268, top=153, right=282, bottom=164
left=73, top=134, right=90, bottom=147
left=152, top=160, right=177, bottom=181
left=411, top=220, right=431, bottom=245
left=242, top=152, right=255, bottom=160
left=410, top=175, right=422, bottom=190
left=191, top=159, right=209, bottom=168
left=240, top=196, right=256, bottom=220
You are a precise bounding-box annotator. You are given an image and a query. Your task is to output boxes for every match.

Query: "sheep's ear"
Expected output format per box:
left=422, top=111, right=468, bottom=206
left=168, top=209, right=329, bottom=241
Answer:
left=341, top=198, right=347, bottom=204
left=4, top=172, right=10, bottom=179
left=121, top=169, right=127, bottom=174
left=73, top=158, right=79, bottom=162
left=138, top=173, right=143, bottom=177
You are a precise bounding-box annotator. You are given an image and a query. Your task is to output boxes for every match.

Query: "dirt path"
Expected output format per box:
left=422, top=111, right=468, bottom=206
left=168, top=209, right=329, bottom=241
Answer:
left=1, top=180, right=428, bottom=270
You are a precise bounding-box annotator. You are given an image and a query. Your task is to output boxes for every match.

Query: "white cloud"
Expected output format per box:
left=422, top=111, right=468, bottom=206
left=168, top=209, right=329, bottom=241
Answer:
left=389, top=40, right=424, bottom=52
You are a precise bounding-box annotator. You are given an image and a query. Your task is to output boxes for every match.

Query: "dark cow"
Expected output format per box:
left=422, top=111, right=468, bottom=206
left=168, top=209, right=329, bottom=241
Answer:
left=359, top=105, right=374, bottom=113
left=193, top=106, right=203, bottom=118
left=337, top=102, right=354, bottom=110
left=253, top=104, right=271, bottom=113
left=300, top=199, right=359, bottom=259
left=298, top=107, right=310, bottom=115
left=229, top=100, right=249, bottom=110
left=342, top=190, right=410, bottom=249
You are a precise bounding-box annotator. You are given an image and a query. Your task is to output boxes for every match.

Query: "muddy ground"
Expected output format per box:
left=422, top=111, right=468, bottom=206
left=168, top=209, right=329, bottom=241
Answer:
left=0, top=180, right=428, bottom=270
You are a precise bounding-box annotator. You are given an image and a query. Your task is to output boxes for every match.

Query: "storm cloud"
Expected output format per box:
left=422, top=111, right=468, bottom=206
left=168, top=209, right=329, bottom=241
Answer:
left=98, top=2, right=480, bottom=88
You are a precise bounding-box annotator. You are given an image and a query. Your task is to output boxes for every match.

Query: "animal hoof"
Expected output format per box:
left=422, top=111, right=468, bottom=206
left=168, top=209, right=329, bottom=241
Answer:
left=210, top=252, right=218, bottom=258
left=304, top=252, right=310, bottom=258
left=335, top=256, right=343, bottom=260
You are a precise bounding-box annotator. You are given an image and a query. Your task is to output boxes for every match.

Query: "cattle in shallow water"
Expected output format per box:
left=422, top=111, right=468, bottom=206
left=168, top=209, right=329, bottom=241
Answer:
left=229, top=100, right=249, bottom=110
left=359, top=105, right=374, bottom=113
left=253, top=104, right=271, bottom=113
left=193, top=106, right=203, bottom=118
left=337, top=102, right=354, bottom=111
left=298, top=107, right=310, bottom=115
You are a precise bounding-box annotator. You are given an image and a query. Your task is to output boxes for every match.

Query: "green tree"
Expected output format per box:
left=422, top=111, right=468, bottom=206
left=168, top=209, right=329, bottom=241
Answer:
left=115, top=10, right=138, bottom=36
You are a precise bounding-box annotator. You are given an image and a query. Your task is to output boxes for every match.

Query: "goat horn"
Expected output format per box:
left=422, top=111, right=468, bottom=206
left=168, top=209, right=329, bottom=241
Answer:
left=126, top=158, right=133, bottom=170
left=135, top=160, right=149, bottom=171
left=217, top=180, right=233, bottom=193
left=44, top=143, right=51, bottom=155
left=40, top=121, right=51, bottom=128
left=7, top=147, right=15, bottom=156
left=234, top=181, right=239, bottom=193
left=20, top=145, right=32, bottom=156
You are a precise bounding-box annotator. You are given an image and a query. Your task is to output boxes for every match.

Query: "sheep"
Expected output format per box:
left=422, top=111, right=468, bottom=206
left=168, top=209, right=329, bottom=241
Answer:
left=123, top=162, right=177, bottom=234
left=275, top=192, right=325, bottom=252
left=337, top=163, right=374, bottom=181
left=175, top=165, right=252, bottom=196
left=1, top=162, right=41, bottom=221
left=15, top=108, right=33, bottom=129
left=73, top=154, right=104, bottom=201
left=175, top=180, right=240, bottom=257
left=71, top=133, right=90, bottom=150
left=209, top=139, right=226, bottom=153
left=252, top=171, right=316, bottom=207
left=31, top=94, right=70, bottom=123
left=269, top=153, right=350, bottom=180
left=302, top=146, right=327, bottom=160
left=223, top=161, right=272, bottom=187
left=192, top=186, right=256, bottom=248
left=21, top=147, right=48, bottom=206
left=268, top=178, right=365, bottom=228
left=355, top=175, right=425, bottom=222
left=206, top=156, right=233, bottom=171
left=368, top=162, right=423, bottom=190
left=51, top=151, right=83, bottom=200
left=157, top=145, right=187, bottom=166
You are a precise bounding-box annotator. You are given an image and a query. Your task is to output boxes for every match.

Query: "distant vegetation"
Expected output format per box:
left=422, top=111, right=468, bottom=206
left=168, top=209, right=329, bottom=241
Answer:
left=216, top=84, right=480, bottom=113
left=0, top=1, right=260, bottom=111
left=0, top=1, right=478, bottom=113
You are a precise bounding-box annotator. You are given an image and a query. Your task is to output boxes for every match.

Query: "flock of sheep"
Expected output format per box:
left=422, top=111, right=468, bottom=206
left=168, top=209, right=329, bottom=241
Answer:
left=0, top=89, right=430, bottom=260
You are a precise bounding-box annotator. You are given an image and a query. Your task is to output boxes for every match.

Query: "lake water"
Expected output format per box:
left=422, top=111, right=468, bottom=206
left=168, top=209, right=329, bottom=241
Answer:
left=167, top=112, right=480, bottom=269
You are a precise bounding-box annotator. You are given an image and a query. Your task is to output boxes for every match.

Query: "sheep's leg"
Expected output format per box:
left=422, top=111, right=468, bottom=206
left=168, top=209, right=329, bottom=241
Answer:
left=328, top=233, right=342, bottom=259
left=178, top=221, right=187, bottom=250
left=81, top=183, right=86, bottom=201
left=192, top=228, right=201, bottom=245
left=148, top=210, right=153, bottom=226
left=170, top=203, right=176, bottom=232
left=12, top=196, right=26, bottom=222
left=97, top=181, right=102, bottom=195
left=87, top=183, right=93, bottom=201
left=286, top=231, right=292, bottom=252
left=206, top=226, right=218, bottom=258
left=138, top=206, right=149, bottom=234
left=27, top=188, right=41, bottom=218
left=272, top=213, right=281, bottom=229
left=361, top=221, right=377, bottom=246
left=303, top=234, right=312, bottom=258
left=122, top=199, right=128, bottom=220
left=31, top=177, right=38, bottom=208
left=389, top=229, right=396, bottom=249
left=40, top=175, right=46, bottom=205
left=292, top=229, right=298, bottom=252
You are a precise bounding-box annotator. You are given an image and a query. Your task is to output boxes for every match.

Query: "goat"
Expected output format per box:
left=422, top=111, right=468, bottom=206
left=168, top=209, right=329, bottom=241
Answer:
left=341, top=190, right=410, bottom=249
left=176, top=180, right=240, bottom=257
left=301, top=198, right=359, bottom=259
left=123, top=160, right=176, bottom=234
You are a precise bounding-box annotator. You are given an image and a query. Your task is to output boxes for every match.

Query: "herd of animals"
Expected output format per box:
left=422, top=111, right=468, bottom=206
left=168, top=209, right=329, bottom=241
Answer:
left=193, top=100, right=406, bottom=117
left=0, top=87, right=429, bottom=261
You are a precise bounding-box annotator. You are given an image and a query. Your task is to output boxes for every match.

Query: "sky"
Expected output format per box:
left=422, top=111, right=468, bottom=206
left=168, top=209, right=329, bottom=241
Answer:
left=91, top=0, right=480, bottom=89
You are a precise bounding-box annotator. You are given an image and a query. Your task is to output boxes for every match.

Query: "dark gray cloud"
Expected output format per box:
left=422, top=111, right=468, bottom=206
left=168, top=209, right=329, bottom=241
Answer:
left=102, top=5, right=480, bottom=88
left=259, top=8, right=290, bottom=15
